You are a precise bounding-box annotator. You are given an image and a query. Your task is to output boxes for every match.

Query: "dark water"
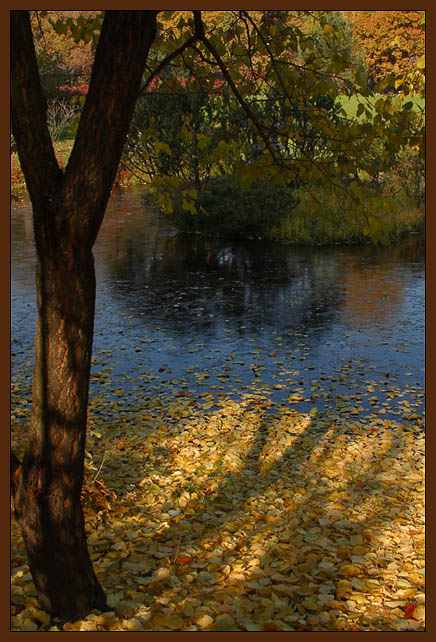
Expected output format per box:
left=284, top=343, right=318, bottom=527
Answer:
left=11, top=187, right=425, bottom=426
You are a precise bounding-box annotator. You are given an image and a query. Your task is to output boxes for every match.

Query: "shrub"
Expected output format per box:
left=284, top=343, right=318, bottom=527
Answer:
left=167, top=175, right=300, bottom=239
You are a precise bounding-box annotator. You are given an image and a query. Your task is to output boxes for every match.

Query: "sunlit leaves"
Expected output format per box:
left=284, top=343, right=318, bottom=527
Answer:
left=35, top=9, right=425, bottom=234
left=416, top=54, right=425, bottom=70
left=182, top=198, right=196, bottom=215
left=345, top=11, right=424, bottom=86
left=12, top=385, right=425, bottom=631
left=119, top=9, right=425, bottom=228
left=49, top=12, right=104, bottom=46
left=155, top=190, right=174, bottom=214
left=154, top=141, right=172, bottom=156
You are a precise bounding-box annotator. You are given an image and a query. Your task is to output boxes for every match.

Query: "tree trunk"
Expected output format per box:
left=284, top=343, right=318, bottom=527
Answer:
left=13, top=234, right=106, bottom=619
left=11, top=9, right=157, bottom=621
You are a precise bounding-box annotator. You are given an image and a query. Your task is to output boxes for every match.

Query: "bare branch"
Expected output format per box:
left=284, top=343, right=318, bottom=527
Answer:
left=188, top=44, right=218, bottom=68
left=33, top=10, right=45, bottom=41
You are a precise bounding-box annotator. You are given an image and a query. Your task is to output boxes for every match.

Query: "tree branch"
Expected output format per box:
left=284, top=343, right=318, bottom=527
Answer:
left=140, top=35, right=199, bottom=95
left=139, top=11, right=209, bottom=96
left=238, top=11, right=359, bottom=203
left=189, top=44, right=218, bottom=68
left=193, top=11, right=280, bottom=165
left=59, top=10, right=157, bottom=242
left=11, top=10, right=63, bottom=204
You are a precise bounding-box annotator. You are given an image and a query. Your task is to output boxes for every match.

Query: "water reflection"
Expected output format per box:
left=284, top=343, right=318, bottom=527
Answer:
left=97, top=198, right=423, bottom=342
left=11, top=189, right=424, bottom=421
left=104, top=232, right=343, bottom=339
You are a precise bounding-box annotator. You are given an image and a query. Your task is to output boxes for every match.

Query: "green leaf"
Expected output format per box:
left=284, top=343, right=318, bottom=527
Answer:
left=197, top=134, right=210, bottom=150
left=154, top=141, right=172, bottom=155
left=215, top=140, right=230, bottom=157
left=182, top=199, right=196, bottom=214
left=416, top=54, right=425, bottom=70
left=232, top=44, right=247, bottom=57
left=181, top=125, right=193, bottom=143
left=52, top=19, right=67, bottom=35
left=71, top=114, right=80, bottom=137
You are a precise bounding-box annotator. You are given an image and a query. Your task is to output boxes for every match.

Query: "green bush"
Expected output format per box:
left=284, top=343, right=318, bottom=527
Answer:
left=168, top=176, right=300, bottom=239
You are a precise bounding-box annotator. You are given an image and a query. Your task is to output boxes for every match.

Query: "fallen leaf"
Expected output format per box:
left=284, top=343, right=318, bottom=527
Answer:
left=403, top=603, right=417, bottom=619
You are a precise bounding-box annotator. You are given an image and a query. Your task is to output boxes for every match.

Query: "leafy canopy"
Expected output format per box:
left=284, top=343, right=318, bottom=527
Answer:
left=47, top=10, right=425, bottom=243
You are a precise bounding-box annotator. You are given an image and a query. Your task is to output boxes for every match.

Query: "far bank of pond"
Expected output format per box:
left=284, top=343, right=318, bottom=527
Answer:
left=11, top=187, right=425, bottom=432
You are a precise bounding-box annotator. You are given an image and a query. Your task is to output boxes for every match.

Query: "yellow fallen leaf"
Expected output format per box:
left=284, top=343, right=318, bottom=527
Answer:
left=413, top=605, right=425, bottom=621
left=33, top=609, right=51, bottom=626
left=79, top=621, right=99, bottom=631
left=314, top=536, right=332, bottom=548
left=336, top=586, right=352, bottom=600
left=122, top=618, right=144, bottom=631
left=339, top=564, right=363, bottom=578
left=196, top=614, right=214, bottom=628
left=301, top=598, right=318, bottom=611
left=295, top=587, right=316, bottom=596
left=265, top=515, right=277, bottom=523
left=350, top=535, right=363, bottom=546
left=94, top=612, right=118, bottom=627
left=352, top=545, right=367, bottom=555
left=155, top=567, right=171, bottom=580
left=21, top=618, right=39, bottom=631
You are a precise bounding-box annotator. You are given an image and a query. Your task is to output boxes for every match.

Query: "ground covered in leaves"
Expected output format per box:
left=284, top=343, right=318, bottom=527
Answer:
left=11, top=386, right=425, bottom=632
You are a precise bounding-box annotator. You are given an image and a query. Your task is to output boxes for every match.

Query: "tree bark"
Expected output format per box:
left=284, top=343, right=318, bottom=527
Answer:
left=13, top=243, right=107, bottom=619
left=11, top=9, right=157, bottom=621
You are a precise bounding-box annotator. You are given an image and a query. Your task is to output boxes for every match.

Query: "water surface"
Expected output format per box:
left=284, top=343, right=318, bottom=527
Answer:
left=11, top=188, right=425, bottom=427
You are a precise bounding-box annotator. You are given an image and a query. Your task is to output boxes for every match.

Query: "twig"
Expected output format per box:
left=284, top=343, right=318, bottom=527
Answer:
left=139, top=14, right=206, bottom=97
left=173, top=533, right=183, bottom=564
left=92, top=438, right=110, bottom=482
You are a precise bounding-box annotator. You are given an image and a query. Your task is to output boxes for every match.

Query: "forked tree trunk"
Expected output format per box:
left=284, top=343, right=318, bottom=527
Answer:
left=11, top=9, right=157, bottom=621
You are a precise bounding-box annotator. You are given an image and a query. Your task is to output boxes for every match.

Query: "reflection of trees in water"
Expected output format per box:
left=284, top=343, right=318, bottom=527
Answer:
left=12, top=192, right=424, bottom=345
left=103, top=219, right=347, bottom=342
left=342, top=264, right=402, bottom=324
left=332, top=235, right=424, bottom=325
left=102, top=208, right=423, bottom=345
left=349, top=233, right=424, bottom=266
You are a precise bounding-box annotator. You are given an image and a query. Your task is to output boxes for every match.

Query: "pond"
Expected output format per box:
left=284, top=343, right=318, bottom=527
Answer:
left=11, top=187, right=425, bottom=429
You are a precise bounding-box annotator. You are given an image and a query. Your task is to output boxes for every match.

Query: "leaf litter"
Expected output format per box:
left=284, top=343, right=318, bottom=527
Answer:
left=11, top=379, right=424, bottom=632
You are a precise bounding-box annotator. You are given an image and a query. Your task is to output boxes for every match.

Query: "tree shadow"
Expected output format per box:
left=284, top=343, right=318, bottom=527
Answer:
left=79, top=392, right=424, bottom=631
left=11, top=383, right=424, bottom=631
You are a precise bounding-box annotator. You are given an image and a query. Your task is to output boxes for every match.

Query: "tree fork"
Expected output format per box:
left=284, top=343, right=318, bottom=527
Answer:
left=11, top=10, right=158, bottom=621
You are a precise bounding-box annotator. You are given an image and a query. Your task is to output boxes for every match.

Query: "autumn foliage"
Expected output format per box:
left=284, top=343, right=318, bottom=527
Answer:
left=344, top=11, right=424, bottom=87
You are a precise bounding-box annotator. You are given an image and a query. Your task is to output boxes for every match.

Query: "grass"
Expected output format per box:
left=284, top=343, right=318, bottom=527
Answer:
left=266, top=186, right=424, bottom=246
left=338, top=94, right=425, bottom=120
left=11, top=139, right=75, bottom=196
left=11, top=138, right=142, bottom=197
